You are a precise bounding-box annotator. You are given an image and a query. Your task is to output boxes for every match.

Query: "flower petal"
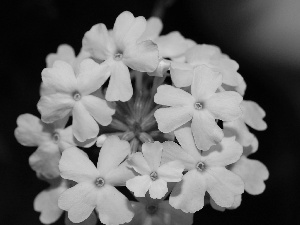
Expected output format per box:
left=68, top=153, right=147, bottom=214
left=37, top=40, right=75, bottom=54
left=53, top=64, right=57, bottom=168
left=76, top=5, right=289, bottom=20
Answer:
left=113, top=11, right=146, bottom=47
left=155, top=31, right=190, bottom=58
left=126, top=175, right=152, bottom=197
left=241, top=100, right=267, bottom=130
left=123, top=40, right=159, bottom=72
left=142, top=141, right=163, bottom=171
left=59, top=147, right=99, bottom=183
left=15, top=114, right=51, bottom=146
left=185, top=44, right=221, bottom=65
left=82, top=23, right=115, bottom=60
left=46, top=44, right=76, bottom=68
left=191, top=65, right=222, bottom=101
left=96, top=185, right=134, bottom=225
left=81, top=95, right=115, bottom=126
left=170, top=62, right=194, bottom=87
left=157, top=160, right=184, bottom=182
left=38, top=93, right=74, bottom=123
left=105, top=61, right=133, bottom=102
left=42, top=60, right=77, bottom=93
left=149, top=178, right=168, bottom=199
left=231, top=156, right=269, bottom=195
left=202, top=136, right=243, bottom=167
left=206, top=91, right=243, bottom=121
left=169, top=170, right=206, bottom=213
left=191, top=110, right=224, bottom=151
left=72, top=101, right=99, bottom=142
left=105, top=161, right=137, bottom=186
left=127, top=152, right=152, bottom=175
left=139, top=17, right=163, bottom=41
left=154, top=107, right=193, bottom=133
left=174, top=124, right=202, bottom=161
left=77, top=59, right=110, bottom=95
left=34, top=182, right=66, bottom=224
left=161, top=141, right=196, bottom=171
left=154, top=84, right=195, bottom=107
left=206, top=167, right=244, bottom=207
left=59, top=182, right=97, bottom=223
left=29, top=143, right=61, bottom=179
left=97, top=136, right=131, bottom=175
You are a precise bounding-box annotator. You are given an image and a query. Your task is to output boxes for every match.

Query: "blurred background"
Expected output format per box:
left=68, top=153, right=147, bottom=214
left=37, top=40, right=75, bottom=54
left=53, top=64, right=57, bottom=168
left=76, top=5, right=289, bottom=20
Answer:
left=1, top=0, right=300, bottom=224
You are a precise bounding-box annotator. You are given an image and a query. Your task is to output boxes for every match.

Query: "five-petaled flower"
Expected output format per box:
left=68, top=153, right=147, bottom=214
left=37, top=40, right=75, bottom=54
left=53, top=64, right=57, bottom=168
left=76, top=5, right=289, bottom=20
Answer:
left=162, top=125, right=244, bottom=213
left=154, top=65, right=243, bottom=150
left=58, top=136, right=136, bottom=225
left=37, top=59, right=115, bottom=142
left=82, top=11, right=159, bottom=102
left=126, top=141, right=184, bottom=199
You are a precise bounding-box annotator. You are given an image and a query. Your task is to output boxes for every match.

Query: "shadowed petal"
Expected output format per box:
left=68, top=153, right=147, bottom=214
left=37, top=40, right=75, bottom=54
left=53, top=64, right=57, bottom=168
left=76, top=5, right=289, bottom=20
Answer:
left=127, top=152, right=152, bottom=175
left=157, top=161, right=184, bottom=182
left=59, top=147, right=99, bottom=183
left=64, top=211, right=97, bottom=225
left=191, top=110, right=223, bottom=151
left=170, top=62, right=194, bottom=87
left=96, top=185, right=134, bottom=225
left=81, top=95, right=115, bottom=126
left=149, top=179, right=168, bottom=199
left=206, top=91, right=243, bottom=121
left=206, top=167, right=244, bottom=208
left=97, top=136, right=131, bottom=175
left=154, top=85, right=194, bottom=107
left=46, top=44, right=76, bottom=68
left=231, top=156, right=269, bottom=195
left=169, top=170, right=206, bottom=213
left=155, top=107, right=193, bottom=133
left=241, top=101, right=267, bottom=130
left=142, top=142, right=163, bottom=171
left=139, top=17, right=162, bottom=41
left=126, top=175, right=152, bottom=197
left=72, top=102, right=99, bottom=142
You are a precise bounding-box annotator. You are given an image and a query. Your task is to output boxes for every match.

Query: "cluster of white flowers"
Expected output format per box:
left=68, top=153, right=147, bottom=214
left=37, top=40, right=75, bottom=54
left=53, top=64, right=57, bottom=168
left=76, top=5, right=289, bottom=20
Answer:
left=15, top=11, right=269, bottom=225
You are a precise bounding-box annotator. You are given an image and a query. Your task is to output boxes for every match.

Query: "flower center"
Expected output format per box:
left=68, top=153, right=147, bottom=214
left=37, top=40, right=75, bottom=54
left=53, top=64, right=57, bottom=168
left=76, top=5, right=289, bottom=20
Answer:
left=52, top=132, right=60, bottom=143
left=196, top=161, right=205, bottom=172
left=150, top=171, right=158, bottom=181
left=146, top=204, right=158, bottom=214
left=95, top=177, right=105, bottom=187
left=194, top=102, right=203, bottom=110
left=114, top=53, right=123, bottom=61
left=73, top=92, right=81, bottom=101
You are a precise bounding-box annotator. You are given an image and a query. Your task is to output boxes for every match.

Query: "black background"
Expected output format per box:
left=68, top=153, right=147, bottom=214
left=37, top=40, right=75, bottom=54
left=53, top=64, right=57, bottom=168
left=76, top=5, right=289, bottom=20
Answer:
left=1, top=0, right=300, bottom=224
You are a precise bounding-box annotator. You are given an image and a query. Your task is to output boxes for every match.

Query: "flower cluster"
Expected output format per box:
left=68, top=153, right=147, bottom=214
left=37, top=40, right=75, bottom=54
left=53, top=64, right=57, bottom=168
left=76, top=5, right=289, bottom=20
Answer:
left=15, top=11, right=269, bottom=225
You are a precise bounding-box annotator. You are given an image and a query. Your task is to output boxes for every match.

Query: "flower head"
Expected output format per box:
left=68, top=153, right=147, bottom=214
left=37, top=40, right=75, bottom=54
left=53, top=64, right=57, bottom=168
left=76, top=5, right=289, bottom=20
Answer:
left=126, top=142, right=184, bottom=199
left=58, top=136, right=135, bottom=224
left=82, top=11, right=159, bottom=101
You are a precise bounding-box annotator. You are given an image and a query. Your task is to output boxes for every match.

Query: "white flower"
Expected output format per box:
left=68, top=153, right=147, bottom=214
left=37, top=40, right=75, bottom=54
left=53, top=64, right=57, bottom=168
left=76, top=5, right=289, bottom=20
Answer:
left=82, top=11, right=159, bottom=102
left=125, top=194, right=193, bottom=225
left=170, top=44, right=243, bottom=88
left=154, top=65, right=242, bottom=150
left=58, top=136, right=136, bottom=224
left=14, top=114, right=91, bottom=179
left=37, top=59, right=115, bottom=142
left=126, top=142, right=184, bottom=199
left=162, top=125, right=244, bottom=213
left=34, top=178, right=67, bottom=224
left=209, top=195, right=242, bottom=212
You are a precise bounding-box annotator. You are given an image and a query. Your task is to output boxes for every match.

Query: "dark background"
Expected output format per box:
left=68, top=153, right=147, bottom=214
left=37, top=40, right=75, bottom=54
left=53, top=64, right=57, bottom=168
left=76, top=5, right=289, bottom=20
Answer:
left=1, top=0, right=300, bottom=224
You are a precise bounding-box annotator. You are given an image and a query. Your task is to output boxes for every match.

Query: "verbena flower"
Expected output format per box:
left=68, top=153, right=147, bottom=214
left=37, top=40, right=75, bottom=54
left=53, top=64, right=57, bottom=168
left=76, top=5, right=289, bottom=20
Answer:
left=154, top=65, right=242, bottom=150
left=162, top=125, right=244, bottom=213
left=82, top=11, right=159, bottom=102
left=58, top=136, right=135, bottom=224
left=126, top=194, right=193, bottom=225
left=126, top=142, right=184, bottom=199
left=37, top=59, right=115, bottom=142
